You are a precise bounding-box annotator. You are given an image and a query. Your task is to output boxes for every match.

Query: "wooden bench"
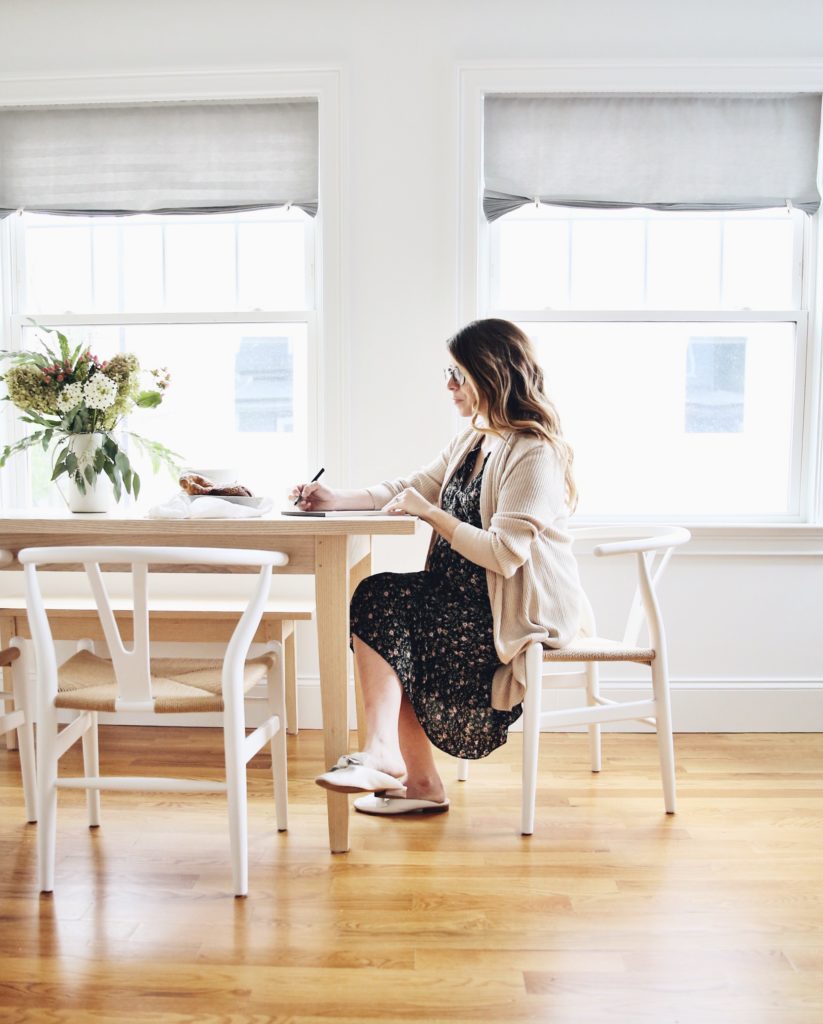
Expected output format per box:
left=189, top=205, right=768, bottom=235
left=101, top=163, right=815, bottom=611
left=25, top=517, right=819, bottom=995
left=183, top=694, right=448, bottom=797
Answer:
left=0, top=596, right=314, bottom=737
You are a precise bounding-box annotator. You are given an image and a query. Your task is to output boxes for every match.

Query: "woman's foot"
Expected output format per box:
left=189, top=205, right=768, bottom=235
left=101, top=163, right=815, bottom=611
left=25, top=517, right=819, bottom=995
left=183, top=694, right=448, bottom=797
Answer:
left=314, top=751, right=406, bottom=794
left=403, top=773, right=447, bottom=804
left=354, top=793, right=449, bottom=816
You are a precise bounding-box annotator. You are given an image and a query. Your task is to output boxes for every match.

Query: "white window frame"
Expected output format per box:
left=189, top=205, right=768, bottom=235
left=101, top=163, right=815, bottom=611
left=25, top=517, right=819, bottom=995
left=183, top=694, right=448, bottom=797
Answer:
left=0, top=67, right=344, bottom=509
left=458, top=62, right=823, bottom=543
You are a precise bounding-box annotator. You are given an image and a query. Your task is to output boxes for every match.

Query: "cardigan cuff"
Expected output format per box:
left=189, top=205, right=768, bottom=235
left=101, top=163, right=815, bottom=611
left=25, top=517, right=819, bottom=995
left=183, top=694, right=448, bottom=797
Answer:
left=451, top=521, right=503, bottom=574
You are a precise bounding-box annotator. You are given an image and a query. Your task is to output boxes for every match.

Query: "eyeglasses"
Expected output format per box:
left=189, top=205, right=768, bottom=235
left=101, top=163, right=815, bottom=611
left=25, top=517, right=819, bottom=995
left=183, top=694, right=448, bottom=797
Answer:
left=443, top=365, right=466, bottom=386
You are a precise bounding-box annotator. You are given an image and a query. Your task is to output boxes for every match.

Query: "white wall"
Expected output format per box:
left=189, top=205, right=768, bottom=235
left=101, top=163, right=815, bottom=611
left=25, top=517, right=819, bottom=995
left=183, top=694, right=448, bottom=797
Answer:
left=3, top=0, right=823, bottom=729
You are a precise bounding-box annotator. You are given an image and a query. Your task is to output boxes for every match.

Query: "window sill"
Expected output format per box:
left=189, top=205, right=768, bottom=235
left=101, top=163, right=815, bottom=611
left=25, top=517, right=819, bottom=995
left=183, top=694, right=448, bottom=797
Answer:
left=570, top=520, right=823, bottom=557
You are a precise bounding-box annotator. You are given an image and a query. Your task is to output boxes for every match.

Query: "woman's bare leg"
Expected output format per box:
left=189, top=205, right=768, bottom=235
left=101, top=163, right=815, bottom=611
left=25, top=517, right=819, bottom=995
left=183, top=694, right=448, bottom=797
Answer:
left=398, top=693, right=447, bottom=802
left=353, top=635, right=446, bottom=801
left=352, top=635, right=406, bottom=780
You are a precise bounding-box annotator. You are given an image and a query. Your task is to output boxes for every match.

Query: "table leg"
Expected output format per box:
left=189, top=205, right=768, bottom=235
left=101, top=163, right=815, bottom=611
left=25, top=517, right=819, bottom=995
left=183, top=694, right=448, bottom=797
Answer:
left=348, top=547, right=373, bottom=750
left=314, top=535, right=351, bottom=853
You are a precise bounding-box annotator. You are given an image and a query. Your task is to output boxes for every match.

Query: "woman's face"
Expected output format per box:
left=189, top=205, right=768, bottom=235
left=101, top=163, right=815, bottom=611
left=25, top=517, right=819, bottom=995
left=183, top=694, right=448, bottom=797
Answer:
left=445, top=361, right=484, bottom=418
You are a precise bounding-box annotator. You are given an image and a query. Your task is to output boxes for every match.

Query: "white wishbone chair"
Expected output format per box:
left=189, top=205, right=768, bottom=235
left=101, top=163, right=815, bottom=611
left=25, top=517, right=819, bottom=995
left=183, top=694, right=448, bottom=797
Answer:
left=0, top=641, right=37, bottom=823
left=0, top=547, right=36, bottom=823
left=459, top=525, right=690, bottom=835
left=20, top=545, right=290, bottom=896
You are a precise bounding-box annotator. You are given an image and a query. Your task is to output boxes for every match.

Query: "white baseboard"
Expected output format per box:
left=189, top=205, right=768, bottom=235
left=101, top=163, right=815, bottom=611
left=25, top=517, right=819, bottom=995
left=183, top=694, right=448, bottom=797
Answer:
left=75, top=676, right=823, bottom=732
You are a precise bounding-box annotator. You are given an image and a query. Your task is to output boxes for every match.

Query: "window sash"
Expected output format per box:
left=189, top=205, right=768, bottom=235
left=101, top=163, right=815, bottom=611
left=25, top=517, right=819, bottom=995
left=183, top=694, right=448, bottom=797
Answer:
left=488, top=309, right=808, bottom=523
left=1, top=310, right=320, bottom=510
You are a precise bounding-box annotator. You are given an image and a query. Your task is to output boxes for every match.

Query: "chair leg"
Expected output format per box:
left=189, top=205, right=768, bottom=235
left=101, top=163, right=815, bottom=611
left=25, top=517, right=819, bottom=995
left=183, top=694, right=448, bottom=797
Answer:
left=585, top=662, right=602, bottom=773
left=521, top=643, right=544, bottom=836
left=81, top=711, right=101, bottom=828
left=223, top=709, right=249, bottom=897
left=11, top=646, right=37, bottom=822
left=267, top=654, right=289, bottom=833
left=37, top=701, right=59, bottom=893
left=651, top=658, right=677, bottom=814
left=4, top=693, right=18, bottom=751
left=457, top=758, right=469, bottom=782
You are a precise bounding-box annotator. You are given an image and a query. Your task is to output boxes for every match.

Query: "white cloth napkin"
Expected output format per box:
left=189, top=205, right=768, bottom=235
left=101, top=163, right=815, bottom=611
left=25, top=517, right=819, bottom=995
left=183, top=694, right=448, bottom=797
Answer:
left=147, top=493, right=272, bottom=519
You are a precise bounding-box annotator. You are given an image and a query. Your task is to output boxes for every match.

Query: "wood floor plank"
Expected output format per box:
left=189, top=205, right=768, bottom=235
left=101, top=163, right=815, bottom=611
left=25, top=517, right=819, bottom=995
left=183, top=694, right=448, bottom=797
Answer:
left=1, top=728, right=822, bottom=1023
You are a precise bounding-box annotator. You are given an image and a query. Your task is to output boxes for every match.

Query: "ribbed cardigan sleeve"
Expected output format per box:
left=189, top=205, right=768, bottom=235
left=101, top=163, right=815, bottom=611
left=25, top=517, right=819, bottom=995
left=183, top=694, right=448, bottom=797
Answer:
left=450, top=444, right=565, bottom=578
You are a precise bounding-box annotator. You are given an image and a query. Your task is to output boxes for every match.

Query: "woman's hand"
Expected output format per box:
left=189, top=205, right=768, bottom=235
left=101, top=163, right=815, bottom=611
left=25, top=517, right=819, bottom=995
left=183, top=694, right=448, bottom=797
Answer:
left=288, top=481, right=339, bottom=511
left=381, top=487, right=435, bottom=518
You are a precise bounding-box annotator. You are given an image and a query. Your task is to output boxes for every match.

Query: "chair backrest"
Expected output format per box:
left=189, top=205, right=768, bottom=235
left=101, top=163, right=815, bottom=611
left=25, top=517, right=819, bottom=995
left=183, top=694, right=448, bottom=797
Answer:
left=19, top=546, right=289, bottom=712
left=570, top=526, right=690, bottom=649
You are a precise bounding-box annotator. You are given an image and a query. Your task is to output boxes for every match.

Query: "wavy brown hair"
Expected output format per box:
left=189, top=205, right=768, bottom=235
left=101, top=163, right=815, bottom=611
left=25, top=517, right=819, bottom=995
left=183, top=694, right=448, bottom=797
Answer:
left=447, top=318, right=577, bottom=509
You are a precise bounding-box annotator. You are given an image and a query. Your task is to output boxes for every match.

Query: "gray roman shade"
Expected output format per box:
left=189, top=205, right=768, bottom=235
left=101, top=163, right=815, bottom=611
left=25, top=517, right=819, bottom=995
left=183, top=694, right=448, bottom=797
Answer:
left=484, top=93, right=822, bottom=221
left=0, top=100, right=318, bottom=217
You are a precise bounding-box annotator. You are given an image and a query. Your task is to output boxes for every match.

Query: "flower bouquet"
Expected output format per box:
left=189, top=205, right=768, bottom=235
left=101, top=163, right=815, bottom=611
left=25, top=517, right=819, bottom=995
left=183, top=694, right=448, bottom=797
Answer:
left=0, top=324, right=180, bottom=508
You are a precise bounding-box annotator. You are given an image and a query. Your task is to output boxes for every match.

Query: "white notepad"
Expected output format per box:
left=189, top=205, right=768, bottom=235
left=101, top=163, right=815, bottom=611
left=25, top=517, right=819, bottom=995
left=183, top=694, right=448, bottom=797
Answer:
left=280, top=509, right=395, bottom=517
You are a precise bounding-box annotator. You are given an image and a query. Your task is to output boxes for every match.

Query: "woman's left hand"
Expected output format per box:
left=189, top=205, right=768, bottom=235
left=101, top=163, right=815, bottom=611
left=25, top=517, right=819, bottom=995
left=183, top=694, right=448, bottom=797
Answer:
left=382, top=487, right=433, bottom=518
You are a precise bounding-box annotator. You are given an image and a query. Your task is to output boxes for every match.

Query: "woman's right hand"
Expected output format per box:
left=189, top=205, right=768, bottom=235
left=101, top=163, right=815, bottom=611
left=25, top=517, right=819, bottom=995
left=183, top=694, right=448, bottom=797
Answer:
left=288, top=480, right=339, bottom=511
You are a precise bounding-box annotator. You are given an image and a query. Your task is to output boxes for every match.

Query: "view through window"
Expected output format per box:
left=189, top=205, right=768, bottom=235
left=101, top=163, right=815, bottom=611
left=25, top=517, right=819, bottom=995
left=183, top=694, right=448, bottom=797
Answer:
left=2, top=207, right=315, bottom=509
left=488, top=205, right=806, bottom=518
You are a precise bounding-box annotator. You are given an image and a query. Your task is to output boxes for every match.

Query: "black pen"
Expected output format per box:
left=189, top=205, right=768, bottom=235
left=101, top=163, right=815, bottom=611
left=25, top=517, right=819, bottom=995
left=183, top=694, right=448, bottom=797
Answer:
left=294, top=467, right=325, bottom=505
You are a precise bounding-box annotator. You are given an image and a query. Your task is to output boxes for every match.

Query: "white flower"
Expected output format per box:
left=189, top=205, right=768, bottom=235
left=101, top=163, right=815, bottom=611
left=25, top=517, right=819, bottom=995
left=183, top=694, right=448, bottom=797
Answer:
left=83, top=373, right=118, bottom=411
left=56, top=381, right=84, bottom=413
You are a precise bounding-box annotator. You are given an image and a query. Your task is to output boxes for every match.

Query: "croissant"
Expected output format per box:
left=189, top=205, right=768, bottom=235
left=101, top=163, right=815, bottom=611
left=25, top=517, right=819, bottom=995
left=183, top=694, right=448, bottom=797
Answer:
left=179, top=473, right=253, bottom=497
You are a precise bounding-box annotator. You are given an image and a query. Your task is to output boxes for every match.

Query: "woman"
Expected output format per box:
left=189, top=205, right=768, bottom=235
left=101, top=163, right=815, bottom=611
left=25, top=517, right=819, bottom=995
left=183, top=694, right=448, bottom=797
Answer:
left=290, top=318, right=581, bottom=816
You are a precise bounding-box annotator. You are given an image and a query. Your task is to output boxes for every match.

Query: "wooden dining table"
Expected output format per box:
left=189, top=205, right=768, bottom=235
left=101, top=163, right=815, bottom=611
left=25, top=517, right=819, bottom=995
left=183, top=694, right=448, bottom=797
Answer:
left=0, top=508, right=418, bottom=854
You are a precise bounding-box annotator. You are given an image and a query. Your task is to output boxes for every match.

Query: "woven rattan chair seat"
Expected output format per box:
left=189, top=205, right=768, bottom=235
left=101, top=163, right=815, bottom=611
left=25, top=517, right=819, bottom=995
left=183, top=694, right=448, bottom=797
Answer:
left=55, top=649, right=275, bottom=714
left=542, top=637, right=656, bottom=664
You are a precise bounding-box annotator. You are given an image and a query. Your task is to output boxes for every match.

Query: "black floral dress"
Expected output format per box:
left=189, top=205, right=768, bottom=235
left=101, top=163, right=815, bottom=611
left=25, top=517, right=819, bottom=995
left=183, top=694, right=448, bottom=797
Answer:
left=350, top=444, right=522, bottom=759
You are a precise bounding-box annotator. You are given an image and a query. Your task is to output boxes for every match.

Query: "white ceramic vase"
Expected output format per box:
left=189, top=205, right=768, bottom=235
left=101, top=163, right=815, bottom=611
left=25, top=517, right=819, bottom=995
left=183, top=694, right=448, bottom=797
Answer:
left=63, top=432, right=111, bottom=514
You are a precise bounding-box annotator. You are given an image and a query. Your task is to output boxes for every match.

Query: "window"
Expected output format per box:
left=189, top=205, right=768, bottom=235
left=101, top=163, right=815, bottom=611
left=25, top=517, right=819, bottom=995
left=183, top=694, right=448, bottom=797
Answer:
left=487, top=204, right=808, bottom=519
left=1, top=207, right=316, bottom=509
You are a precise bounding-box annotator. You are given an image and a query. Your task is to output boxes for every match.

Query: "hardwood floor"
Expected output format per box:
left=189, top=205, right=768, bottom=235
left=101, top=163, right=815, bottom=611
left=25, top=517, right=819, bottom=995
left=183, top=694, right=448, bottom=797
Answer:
left=1, top=728, right=821, bottom=1023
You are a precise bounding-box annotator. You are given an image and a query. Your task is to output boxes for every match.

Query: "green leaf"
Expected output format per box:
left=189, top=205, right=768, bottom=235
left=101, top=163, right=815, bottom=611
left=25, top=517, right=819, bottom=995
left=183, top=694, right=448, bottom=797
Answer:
left=135, top=390, right=162, bottom=408
left=57, top=331, right=70, bottom=362
left=74, top=473, right=86, bottom=495
left=51, top=460, right=66, bottom=481
left=93, top=448, right=106, bottom=473
left=65, top=452, right=78, bottom=474
left=132, top=473, right=141, bottom=500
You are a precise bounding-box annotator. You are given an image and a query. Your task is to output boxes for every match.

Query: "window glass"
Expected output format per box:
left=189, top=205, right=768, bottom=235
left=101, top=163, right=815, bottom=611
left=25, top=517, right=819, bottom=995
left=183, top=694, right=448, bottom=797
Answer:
left=494, top=219, right=569, bottom=309
left=491, top=206, right=798, bottom=311
left=722, top=218, right=794, bottom=309
left=646, top=220, right=721, bottom=309
left=525, top=321, right=796, bottom=516
left=23, top=322, right=309, bottom=511
left=569, top=218, right=646, bottom=309
left=21, top=208, right=311, bottom=314
left=24, top=220, right=92, bottom=313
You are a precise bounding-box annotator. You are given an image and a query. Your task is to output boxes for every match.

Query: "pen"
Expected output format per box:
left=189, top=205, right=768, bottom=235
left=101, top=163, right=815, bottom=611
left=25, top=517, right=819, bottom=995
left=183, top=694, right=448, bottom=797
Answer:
left=294, top=467, right=325, bottom=505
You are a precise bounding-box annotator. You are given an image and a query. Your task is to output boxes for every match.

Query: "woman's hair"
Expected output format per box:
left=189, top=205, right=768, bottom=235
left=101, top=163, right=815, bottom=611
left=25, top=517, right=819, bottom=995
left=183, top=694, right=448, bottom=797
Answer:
left=447, top=318, right=577, bottom=509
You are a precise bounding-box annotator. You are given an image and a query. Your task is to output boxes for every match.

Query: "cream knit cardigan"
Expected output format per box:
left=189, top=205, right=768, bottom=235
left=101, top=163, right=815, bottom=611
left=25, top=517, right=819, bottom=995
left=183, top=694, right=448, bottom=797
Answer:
left=366, top=426, right=582, bottom=711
